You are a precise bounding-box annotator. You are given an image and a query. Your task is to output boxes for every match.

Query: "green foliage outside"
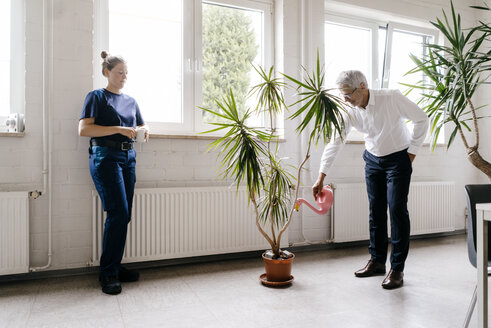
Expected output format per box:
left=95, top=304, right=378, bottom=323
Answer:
left=202, top=4, right=258, bottom=123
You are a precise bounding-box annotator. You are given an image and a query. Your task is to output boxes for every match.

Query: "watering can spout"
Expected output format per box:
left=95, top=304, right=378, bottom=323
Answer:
left=295, top=185, right=333, bottom=215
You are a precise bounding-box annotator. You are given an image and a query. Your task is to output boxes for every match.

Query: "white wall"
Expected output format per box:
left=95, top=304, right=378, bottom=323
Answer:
left=0, top=0, right=489, bottom=272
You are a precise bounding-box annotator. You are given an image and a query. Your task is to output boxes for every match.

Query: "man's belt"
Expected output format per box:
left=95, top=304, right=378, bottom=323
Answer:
left=90, top=139, right=134, bottom=151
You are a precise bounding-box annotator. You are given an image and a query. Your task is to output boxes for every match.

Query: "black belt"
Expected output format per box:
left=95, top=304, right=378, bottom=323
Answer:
left=90, top=139, right=134, bottom=151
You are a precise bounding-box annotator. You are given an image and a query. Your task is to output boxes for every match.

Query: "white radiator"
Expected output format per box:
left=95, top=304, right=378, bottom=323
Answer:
left=91, top=187, right=287, bottom=265
left=332, top=181, right=455, bottom=242
left=0, top=192, right=29, bottom=275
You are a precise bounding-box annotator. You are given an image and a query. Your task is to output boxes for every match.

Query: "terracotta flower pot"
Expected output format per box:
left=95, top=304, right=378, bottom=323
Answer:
left=262, top=252, right=295, bottom=283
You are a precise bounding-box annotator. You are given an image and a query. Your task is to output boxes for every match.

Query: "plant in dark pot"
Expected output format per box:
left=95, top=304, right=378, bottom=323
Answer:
left=406, top=2, right=491, bottom=180
left=201, top=54, right=346, bottom=286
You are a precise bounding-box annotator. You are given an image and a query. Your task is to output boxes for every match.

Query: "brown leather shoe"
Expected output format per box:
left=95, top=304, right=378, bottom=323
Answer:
left=381, top=270, right=404, bottom=289
left=354, top=259, right=386, bottom=277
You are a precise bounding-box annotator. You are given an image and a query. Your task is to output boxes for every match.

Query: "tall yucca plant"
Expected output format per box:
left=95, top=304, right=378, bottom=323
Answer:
left=201, top=54, right=345, bottom=257
left=406, top=1, right=491, bottom=180
left=250, top=65, right=295, bottom=252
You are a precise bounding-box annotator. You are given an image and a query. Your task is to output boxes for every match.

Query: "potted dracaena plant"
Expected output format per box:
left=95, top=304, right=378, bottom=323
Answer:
left=201, top=53, right=346, bottom=285
left=405, top=1, right=491, bottom=180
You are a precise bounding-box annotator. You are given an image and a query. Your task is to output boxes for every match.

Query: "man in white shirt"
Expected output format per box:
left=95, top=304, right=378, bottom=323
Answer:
left=313, top=70, right=429, bottom=289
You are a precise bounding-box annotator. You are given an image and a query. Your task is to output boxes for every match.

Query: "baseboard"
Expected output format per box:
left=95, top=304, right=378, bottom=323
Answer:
left=0, top=230, right=465, bottom=283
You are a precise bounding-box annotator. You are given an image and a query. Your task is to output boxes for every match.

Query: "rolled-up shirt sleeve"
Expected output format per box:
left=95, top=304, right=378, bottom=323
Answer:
left=394, top=90, right=429, bottom=155
left=319, top=113, right=353, bottom=176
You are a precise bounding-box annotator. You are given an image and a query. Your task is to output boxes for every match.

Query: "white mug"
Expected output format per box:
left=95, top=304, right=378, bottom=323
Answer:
left=135, top=127, right=146, bottom=143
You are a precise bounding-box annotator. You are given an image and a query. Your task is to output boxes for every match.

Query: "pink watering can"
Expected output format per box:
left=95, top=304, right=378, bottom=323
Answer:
left=295, top=185, right=333, bottom=215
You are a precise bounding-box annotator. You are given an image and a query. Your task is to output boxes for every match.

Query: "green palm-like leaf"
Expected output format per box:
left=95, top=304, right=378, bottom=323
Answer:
left=282, top=51, right=346, bottom=145
left=200, top=89, right=269, bottom=197
left=249, top=65, right=287, bottom=118
left=258, top=156, right=295, bottom=228
left=405, top=1, right=491, bottom=150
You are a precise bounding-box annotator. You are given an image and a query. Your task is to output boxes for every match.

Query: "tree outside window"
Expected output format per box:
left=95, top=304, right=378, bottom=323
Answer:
left=202, top=3, right=259, bottom=124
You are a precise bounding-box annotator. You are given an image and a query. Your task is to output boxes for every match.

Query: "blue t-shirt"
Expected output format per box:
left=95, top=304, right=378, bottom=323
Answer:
left=80, top=88, right=144, bottom=143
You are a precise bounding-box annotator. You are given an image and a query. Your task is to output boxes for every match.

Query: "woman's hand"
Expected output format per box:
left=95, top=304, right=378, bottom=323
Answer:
left=118, top=126, right=137, bottom=140
left=78, top=118, right=137, bottom=139
left=137, top=124, right=150, bottom=142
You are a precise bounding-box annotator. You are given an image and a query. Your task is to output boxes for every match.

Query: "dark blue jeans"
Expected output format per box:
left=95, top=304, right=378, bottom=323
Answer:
left=363, top=149, right=412, bottom=272
left=89, top=145, right=136, bottom=278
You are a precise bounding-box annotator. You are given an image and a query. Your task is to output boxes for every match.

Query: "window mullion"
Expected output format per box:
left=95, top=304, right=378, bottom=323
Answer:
left=370, top=23, right=379, bottom=89
left=193, top=0, right=204, bottom=133
left=180, top=0, right=196, bottom=133
left=382, top=23, right=393, bottom=89
left=93, top=0, right=108, bottom=91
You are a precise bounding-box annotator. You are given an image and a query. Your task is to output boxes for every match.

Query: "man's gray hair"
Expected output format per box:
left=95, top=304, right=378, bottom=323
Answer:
left=335, top=70, right=368, bottom=89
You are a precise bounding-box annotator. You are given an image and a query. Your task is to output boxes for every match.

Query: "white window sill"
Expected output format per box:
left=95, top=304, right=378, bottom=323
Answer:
left=0, top=132, right=25, bottom=137
left=150, top=133, right=286, bottom=143
left=345, top=140, right=446, bottom=147
left=150, top=133, right=226, bottom=140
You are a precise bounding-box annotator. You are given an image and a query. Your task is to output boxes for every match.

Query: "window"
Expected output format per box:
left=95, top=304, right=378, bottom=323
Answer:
left=0, top=0, right=25, bottom=125
left=325, top=19, right=377, bottom=90
left=380, top=24, right=435, bottom=105
left=95, top=0, right=272, bottom=135
left=201, top=2, right=265, bottom=128
left=108, top=1, right=184, bottom=125
left=0, top=1, right=11, bottom=118
left=325, top=15, right=439, bottom=143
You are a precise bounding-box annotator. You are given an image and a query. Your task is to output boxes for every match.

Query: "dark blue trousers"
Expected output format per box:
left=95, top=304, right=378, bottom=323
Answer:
left=89, top=145, right=136, bottom=278
left=363, top=148, right=412, bottom=272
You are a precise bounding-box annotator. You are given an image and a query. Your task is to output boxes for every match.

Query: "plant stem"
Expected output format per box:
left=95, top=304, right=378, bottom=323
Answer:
left=466, top=96, right=479, bottom=150
left=251, top=193, right=276, bottom=250
left=267, top=105, right=277, bottom=249
left=456, top=121, right=471, bottom=150
left=453, top=100, right=491, bottom=180
left=269, top=203, right=277, bottom=250
left=276, top=130, right=315, bottom=248
left=467, top=150, right=491, bottom=180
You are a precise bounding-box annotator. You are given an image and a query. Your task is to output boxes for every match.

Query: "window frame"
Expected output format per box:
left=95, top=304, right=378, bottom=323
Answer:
left=94, top=0, right=273, bottom=137
left=324, top=15, right=380, bottom=89
left=1, top=0, right=25, bottom=128
left=324, top=13, right=441, bottom=144
left=381, top=22, right=439, bottom=89
left=195, top=0, right=273, bottom=134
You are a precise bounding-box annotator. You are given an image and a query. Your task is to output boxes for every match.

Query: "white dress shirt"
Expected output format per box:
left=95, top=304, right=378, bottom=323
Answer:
left=319, top=89, right=429, bottom=175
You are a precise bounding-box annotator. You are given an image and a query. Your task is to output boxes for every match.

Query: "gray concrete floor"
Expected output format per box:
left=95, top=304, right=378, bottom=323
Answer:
left=0, top=234, right=480, bottom=327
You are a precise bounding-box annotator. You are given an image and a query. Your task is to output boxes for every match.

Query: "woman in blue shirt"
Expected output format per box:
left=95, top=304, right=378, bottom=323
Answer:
left=79, top=51, right=148, bottom=295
